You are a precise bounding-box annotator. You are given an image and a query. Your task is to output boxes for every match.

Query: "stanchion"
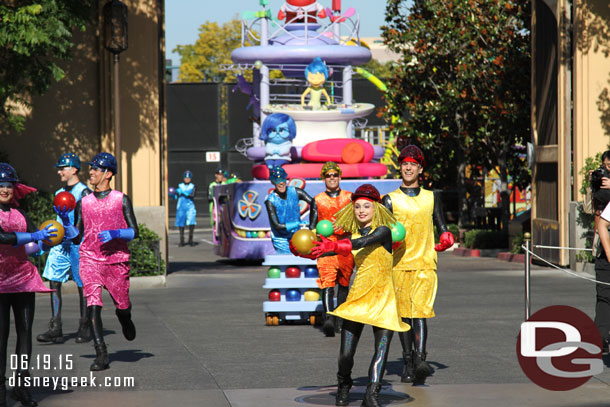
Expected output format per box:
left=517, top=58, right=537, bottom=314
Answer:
left=524, top=232, right=531, bottom=320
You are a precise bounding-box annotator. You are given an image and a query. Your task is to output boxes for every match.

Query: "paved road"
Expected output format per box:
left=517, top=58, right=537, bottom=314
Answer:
left=7, top=222, right=609, bottom=406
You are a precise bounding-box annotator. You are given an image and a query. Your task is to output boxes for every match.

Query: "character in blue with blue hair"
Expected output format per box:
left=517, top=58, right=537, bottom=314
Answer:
left=37, top=153, right=92, bottom=345
left=260, top=113, right=297, bottom=169
left=301, top=57, right=330, bottom=109
left=264, top=166, right=317, bottom=253
left=175, top=170, right=197, bottom=246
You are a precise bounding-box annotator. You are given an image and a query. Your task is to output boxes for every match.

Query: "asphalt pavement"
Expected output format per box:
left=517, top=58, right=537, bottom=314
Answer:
left=6, top=216, right=610, bottom=406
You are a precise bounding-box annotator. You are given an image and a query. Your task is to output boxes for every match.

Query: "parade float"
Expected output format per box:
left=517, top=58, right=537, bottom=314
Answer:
left=212, top=0, right=400, bottom=263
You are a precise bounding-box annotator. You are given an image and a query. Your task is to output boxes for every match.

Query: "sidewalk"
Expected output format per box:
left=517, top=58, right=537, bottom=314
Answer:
left=15, top=229, right=610, bottom=406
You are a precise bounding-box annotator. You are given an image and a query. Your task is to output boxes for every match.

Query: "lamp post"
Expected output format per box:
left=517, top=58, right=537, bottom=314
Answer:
left=103, top=0, right=128, bottom=191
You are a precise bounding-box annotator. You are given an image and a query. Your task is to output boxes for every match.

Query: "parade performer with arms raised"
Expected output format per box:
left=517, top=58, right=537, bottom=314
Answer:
left=382, top=145, right=455, bottom=384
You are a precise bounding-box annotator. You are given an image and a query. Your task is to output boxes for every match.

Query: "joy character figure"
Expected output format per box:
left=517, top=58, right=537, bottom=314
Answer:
left=278, top=0, right=326, bottom=23
left=301, top=57, right=330, bottom=110
left=260, top=113, right=297, bottom=169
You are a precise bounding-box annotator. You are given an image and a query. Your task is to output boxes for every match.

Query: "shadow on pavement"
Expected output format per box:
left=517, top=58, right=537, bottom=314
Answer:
left=168, top=259, right=263, bottom=274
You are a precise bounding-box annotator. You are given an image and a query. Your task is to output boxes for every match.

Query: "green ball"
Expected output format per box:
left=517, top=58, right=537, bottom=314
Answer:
left=316, top=220, right=334, bottom=238
left=391, top=222, right=406, bottom=242
left=267, top=267, right=281, bottom=278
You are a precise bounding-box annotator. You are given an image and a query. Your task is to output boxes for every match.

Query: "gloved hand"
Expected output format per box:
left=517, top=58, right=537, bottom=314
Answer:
left=54, top=205, right=71, bottom=224
left=392, top=240, right=402, bottom=251
left=285, top=221, right=300, bottom=233
left=434, top=231, right=455, bottom=252
left=14, top=224, right=57, bottom=246
left=289, top=240, right=316, bottom=260
left=98, top=228, right=135, bottom=244
left=311, top=236, right=352, bottom=257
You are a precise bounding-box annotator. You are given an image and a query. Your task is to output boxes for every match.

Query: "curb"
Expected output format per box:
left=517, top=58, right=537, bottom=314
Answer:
left=41, top=275, right=166, bottom=295
left=452, top=248, right=503, bottom=258
left=496, top=252, right=526, bottom=264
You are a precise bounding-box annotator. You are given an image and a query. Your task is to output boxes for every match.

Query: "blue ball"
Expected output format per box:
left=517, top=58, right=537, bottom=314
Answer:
left=286, top=289, right=301, bottom=301
left=246, top=231, right=253, bottom=238
left=304, top=266, right=318, bottom=278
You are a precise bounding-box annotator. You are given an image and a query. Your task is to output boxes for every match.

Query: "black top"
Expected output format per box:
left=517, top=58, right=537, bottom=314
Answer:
left=351, top=225, right=392, bottom=254
left=265, top=187, right=316, bottom=231
left=72, top=189, right=139, bottom=245
left=381, top=187, right=448, bottom=234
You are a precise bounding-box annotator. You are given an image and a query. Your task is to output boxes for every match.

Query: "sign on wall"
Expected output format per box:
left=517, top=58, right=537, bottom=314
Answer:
left=206, top=151, right=221, bottom=162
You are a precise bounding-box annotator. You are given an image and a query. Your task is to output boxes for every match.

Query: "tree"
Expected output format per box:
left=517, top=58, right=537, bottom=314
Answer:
left=175, top=19, right=245, bottom=83
left=0, top=1, right=93, bottom=132
left=382, top=0, right=530, bottom=228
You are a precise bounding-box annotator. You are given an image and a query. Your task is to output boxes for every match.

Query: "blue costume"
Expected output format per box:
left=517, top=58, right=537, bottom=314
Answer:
left=175, top=182, right=197, bottom=227
left=42, top=182, right=88, bottom=286
left=266, top=186, right=302, bottom=253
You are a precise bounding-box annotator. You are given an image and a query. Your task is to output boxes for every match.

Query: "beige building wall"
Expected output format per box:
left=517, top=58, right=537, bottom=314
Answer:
left=0, top=1, right=167, bottom=267
left=573, top=0, right=610, bottom=201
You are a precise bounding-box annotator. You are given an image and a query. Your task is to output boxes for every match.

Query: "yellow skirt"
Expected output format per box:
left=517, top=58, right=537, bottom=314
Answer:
left=393, top=268, right=437, bottom=318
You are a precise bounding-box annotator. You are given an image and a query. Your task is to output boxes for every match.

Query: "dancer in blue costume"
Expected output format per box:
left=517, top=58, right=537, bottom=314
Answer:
left=175, top=170, right=197, bottom=247
left=38, top=153, right=92, bottom=345
left=264, top=166, right=316, bottom=254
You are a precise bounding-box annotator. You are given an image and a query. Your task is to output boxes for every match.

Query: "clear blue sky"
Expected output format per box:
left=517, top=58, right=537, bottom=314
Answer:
left=165, top=0, right=389, bottom=66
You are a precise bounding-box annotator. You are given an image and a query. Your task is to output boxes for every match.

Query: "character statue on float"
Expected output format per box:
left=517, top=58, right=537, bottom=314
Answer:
left=301, top=57, right=330, bottom=110
left=278, top=0, right=326, bottom=23
left=260, top=113, right=297, bottom=169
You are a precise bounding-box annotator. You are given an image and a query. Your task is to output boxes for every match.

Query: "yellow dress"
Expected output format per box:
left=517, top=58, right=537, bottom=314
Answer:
left=388, top=188, right=438, bottom=318
left=329, top=230, right=410, bottom=332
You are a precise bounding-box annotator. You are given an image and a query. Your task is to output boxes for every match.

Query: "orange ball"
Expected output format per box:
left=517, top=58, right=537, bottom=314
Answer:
left=290, top=229, right=318, bottom=255
left=39, top=220, right=64, bottom=247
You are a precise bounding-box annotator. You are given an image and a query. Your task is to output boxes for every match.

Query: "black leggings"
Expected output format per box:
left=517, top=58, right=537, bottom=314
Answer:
left=398, top=318, right=427, bottom=354
left=338, top=319, right=394, bottom=383
left=0, top=293, right=35, bottom=378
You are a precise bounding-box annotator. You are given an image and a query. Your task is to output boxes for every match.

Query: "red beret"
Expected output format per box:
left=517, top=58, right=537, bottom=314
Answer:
left=398, top=145, right=425, bottom=167
left=352, top=184, right=381, bottom=203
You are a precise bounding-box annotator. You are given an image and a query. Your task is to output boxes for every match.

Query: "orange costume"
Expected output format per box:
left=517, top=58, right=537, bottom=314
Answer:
left=314, top=190, right=354, bottom=289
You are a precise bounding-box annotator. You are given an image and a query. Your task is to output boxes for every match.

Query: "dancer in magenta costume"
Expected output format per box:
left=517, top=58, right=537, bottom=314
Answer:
left=0, top=163, right=57, bottom=407
left=70, top=153, right=139, bottom=371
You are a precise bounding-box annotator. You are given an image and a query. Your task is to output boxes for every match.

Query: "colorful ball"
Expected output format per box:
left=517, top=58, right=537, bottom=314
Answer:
left=246, top=231, right=253, bottom=238
left=316, top=220, right=334, bottom=238
left=266, top=231, right=271, bottom=238
left=286, top=289, right=301, bottom=301
left=39, top=220, right=64, bottom=247
left=268, top=290, right=281, bottom=301
left=285, top=267, right=300, bottom=278
left=304, top=290, right=320, bottom=301
left=258, top=231, right=266, bottom=238
left=304, top=266, right=318, bottom=278
left=24, top=242, right=40, bottom=256
left=267, top=267, right=281, bottom=278
left=54, top=191, right=76, bottom=212
left=391, top=222, right=406, bottom=242
left=290, top=229, right=317, bottom=255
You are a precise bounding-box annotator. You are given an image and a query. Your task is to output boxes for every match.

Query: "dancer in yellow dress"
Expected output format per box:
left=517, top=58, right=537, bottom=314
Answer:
left=382, top=145, right=455, bottom=384
left=308, top=184, right=410, bottom=407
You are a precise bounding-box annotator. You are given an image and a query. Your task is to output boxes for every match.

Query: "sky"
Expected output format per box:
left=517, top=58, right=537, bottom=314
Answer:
left=165, top=0, right=389, bottom=67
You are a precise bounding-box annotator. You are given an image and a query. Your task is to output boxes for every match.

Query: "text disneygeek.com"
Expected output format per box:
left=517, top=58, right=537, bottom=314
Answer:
left=9, top=372, right=135, bottom=390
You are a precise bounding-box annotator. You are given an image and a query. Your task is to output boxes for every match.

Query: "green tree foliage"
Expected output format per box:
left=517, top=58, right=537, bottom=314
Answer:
left=175, top=19, right=245, bottom=83
left=0, top=1, right=93, bottom=131
left=382, top=0, right=530, bottom=227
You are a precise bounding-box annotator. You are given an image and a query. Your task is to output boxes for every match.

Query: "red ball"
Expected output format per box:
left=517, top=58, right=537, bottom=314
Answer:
left=285, top=267, right=301, bottom=278
left=268, top=290, right=281, bottom=301
left=54, top=191, right=76, bottom=211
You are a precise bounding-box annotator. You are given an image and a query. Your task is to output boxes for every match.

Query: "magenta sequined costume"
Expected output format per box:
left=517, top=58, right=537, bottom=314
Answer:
left=0, top=209, right=53, bottom=293
left=79, top=190, right=130, bottom=309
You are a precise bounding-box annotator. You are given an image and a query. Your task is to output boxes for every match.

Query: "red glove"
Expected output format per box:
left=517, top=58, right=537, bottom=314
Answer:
left=317, top=9, right=327, bottom=18
left=278, top=10, right=286, bottom=20
left=289, top=240, right=317, bottom=259
left=311, top=236, right=352, bottom=257
left=392, top=241, right=402, bottom=251
left=434, top=231, right=455, bottom=252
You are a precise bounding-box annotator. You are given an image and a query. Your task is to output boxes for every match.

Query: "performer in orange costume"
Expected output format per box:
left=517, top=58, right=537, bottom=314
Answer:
left=313, top=162, right=354, bottom=337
